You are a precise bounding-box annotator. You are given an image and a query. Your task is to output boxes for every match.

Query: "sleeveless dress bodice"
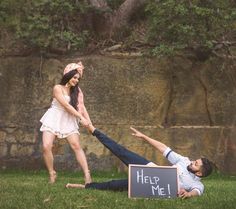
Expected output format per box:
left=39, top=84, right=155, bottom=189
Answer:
left=40, top=96, right=79, bottom=138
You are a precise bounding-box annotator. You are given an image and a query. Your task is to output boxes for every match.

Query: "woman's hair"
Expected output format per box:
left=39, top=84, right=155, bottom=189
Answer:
left=60, top=69, right=80, bottom=110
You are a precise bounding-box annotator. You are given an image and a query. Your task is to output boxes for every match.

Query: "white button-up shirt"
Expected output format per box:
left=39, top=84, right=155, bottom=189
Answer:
left=163, top=147, right=204, bottom=195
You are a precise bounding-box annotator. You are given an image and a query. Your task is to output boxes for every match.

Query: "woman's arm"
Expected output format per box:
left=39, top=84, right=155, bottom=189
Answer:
left=53, top=85, right=89, bottom=126
left=77, top=88, right=92, bottom=123
left=81, top=106, right=92, bottom=124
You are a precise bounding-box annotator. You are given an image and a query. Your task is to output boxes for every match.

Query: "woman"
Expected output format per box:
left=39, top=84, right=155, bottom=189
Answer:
left=40, top=62, right=92, bottom=184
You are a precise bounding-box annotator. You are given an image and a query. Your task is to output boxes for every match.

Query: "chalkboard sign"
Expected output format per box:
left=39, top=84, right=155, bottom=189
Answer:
left=128, top=164, right=178, bottom=198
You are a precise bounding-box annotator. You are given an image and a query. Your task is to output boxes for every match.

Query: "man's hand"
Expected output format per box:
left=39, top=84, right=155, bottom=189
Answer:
left=130, top=127, right=146, bottom=139
left=80, top=117, right=90, bottom=127
left=130, top=126, right=168, bottom=153
left=178, top=188, right=197, bottom=199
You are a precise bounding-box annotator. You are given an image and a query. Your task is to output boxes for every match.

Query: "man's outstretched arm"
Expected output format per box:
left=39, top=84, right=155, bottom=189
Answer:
left=130, top=127, right=168, bottom=154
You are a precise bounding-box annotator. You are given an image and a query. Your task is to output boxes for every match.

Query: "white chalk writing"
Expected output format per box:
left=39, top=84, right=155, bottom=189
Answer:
left=136, top=169, right=160, bottom=184
left=151, top=184, right=171, bottom=196
left=136, top=169, right=172, bottom=197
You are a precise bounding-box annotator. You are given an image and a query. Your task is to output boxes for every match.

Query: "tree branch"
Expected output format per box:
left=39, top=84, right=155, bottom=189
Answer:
left=87, top=0, right=109, bottom=9
left=212, top=51, right=236, bottom=60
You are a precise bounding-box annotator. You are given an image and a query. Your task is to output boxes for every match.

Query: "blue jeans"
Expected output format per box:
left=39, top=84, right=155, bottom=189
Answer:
left=85, top=129, right=151, bottom=191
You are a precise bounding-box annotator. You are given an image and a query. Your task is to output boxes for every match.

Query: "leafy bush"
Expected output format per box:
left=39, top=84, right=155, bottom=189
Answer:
left=146, top=0, right=236, bottom=55
left=0, top=0, right=235, bottom=56
left=0, top=0, right=90, bottom=52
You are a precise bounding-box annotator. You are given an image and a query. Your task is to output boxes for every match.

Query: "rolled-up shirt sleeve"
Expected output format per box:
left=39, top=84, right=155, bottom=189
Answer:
left=163, top=147, right=183, bottom=165
left=191, top=184, right=204, bottom=195
left=192, top=188, right=202, bottom=196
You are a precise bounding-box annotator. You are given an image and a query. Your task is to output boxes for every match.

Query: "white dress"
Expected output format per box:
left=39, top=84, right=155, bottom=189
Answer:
left=40, top=95, right=79, bottom=138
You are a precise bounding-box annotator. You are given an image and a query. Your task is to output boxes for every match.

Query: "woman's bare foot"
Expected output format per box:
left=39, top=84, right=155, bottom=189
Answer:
left=84, top=170, right=92, bottom=184
left=49, top=171, right=57, bottom=184
left=65, top=183, right=85, bottom=188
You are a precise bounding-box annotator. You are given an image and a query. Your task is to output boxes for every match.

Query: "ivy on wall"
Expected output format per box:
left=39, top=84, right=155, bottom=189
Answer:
left=146, top=0, right=236, bottom=56
left=0, top=0, right=89, bottom=52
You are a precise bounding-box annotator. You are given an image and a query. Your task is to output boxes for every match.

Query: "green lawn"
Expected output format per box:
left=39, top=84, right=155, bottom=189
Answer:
left=0, top=170, right=235, bottom=209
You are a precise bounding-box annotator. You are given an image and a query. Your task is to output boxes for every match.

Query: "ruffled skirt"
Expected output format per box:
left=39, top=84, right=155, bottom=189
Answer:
left=40, top=107, right=79, bottom=138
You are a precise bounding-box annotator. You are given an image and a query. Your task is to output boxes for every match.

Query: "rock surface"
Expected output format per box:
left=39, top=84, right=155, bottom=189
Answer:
left=0, top=55, right=235, bottom=174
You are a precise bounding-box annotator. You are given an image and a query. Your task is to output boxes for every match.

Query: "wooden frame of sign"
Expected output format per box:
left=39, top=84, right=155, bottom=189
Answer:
left=128, top=164, right=178, bottom=198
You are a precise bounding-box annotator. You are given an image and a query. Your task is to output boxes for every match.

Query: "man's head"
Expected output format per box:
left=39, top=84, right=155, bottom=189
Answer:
left=187, top=157, right=213, bottom=177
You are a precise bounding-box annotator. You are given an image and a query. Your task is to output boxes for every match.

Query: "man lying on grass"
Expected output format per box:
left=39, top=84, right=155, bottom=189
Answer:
left=66, top=124, right=213, bottom=199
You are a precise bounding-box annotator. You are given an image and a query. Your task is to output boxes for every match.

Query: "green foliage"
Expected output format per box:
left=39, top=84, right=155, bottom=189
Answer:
left=0, top=0, right=90, bottom=51
left=0, top=0, right=25, bottom=28
left=151, top=44, right=174, bottom=56
left=1, top=0, right=235, bottom=56
left=146, top=0, right=236, bottom=55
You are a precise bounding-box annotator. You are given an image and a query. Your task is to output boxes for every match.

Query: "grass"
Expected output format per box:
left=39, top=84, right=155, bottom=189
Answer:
left=0, top=169, right=236, bottom=209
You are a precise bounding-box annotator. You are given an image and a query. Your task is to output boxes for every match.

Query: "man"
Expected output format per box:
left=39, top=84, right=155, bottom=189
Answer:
left=66, top=125, right=213, bottom=199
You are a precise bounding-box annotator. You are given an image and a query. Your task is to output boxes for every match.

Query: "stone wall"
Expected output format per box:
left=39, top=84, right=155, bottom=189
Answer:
left=0, top=55, right=235, bottom=174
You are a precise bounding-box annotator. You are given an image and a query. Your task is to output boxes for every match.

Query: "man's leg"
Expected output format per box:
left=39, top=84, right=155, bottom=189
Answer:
left=92, top=129, right=150, bottom=166
left=85, top=179, right=128, bottom=191
left=66, top=179, right=128, bottom=191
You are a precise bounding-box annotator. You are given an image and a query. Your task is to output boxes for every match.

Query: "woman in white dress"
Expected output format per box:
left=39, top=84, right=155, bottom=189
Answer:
left=40, top=62, right=92, bottom=184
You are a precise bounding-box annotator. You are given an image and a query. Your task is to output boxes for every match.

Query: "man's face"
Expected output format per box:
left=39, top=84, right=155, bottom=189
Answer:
left=187, top=159, right=203, bottom=176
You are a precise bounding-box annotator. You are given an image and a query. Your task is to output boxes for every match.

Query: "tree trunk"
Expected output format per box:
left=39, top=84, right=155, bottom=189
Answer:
left=111, top=0, right=146, bottom=35
left=88, top=0, right=147, bottom=38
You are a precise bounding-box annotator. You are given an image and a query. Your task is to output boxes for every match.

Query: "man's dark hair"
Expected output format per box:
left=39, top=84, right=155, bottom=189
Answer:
left=200, top=157, right=213, bottom=177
